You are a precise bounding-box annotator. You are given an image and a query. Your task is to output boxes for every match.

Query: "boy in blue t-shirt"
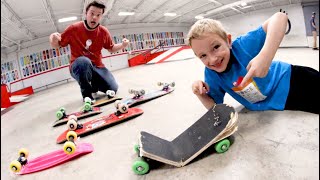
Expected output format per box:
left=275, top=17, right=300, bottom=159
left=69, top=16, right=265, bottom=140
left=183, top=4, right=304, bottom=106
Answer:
left=187, top=12, right=319, bottom=114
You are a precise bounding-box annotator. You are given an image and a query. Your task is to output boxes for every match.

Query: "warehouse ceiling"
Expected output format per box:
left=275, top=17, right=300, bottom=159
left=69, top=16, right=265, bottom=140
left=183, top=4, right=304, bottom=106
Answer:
left=1, top=0, right=318, bottom=53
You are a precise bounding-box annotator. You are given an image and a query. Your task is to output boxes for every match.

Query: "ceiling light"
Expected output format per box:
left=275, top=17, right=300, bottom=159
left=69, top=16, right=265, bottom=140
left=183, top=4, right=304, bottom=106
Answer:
left=58, top=16, right=77, bottom=23
left=118, top=12, right=135, bottom=16
left=240, top=1, right=247, bottom=6
left=195, top=15, right=204, bottom=20
left=164, top=13, right=177, bottom=17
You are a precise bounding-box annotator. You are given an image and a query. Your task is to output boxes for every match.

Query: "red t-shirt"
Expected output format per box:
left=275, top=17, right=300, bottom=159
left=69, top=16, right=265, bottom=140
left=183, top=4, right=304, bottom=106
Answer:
left=59, top=21, right=114, bottom=67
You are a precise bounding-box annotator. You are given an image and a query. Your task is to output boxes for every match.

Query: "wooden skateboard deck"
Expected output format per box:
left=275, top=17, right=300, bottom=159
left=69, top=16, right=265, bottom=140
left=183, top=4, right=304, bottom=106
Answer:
left=132, top=104, right=238, bottom=174
left=92, top=96, right=122, bottom=107
left=122, top=88, right=174, bottom=107
left=56, top=107, right=144, bottom=144
left=52, top=107, right=102, bottom=127
left=10, top=143, right=93, bottom=175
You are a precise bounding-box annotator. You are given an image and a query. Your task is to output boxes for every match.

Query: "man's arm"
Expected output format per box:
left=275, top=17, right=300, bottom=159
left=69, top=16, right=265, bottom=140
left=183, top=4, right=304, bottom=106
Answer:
left=108, top=38, right=129, bottom=53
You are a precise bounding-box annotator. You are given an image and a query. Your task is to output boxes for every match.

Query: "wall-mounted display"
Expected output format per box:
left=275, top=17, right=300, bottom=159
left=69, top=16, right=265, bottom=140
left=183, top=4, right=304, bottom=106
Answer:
left=19, top=45, right=71, bottom=78
left=111, top=32, right=185, bottom=54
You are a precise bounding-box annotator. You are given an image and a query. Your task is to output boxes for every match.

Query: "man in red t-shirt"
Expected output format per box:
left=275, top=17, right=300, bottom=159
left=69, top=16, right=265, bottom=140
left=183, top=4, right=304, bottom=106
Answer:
left=49, top=0, right=129, bottom=102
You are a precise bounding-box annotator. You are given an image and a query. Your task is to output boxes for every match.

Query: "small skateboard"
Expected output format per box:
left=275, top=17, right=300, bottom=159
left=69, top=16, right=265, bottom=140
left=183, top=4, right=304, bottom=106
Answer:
left=92, top=90, right=122, bottom=107
left=56, top=105, right=144, bottom=144
left=119, top=82, right=175, bottom=108
left=52, top=90, right=119, bottom=127
left=132, top=104, right=238, bottom=175
left=10, top=131, right=93, bottom=175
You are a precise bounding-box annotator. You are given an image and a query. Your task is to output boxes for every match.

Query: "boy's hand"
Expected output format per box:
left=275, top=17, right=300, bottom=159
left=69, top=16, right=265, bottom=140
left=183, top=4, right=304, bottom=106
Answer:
left=122, top=38, right=129, bottom=48
left=239, top=54, right=271, bottom=87
left=192, top=80, right=209, bottom=96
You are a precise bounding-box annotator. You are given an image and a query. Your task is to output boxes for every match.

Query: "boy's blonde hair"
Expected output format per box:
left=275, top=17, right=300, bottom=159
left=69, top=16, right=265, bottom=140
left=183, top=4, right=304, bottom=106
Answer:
left=187, top=18, right=228, bottom=46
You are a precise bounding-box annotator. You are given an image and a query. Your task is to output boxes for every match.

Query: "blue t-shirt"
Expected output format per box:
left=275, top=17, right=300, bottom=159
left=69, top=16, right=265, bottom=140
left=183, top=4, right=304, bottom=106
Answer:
left=204, top=25, right=291, bottom=111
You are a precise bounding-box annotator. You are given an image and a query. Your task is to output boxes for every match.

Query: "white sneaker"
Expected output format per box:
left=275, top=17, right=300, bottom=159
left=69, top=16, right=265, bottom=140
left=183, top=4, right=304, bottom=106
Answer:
left=92, top=92, right=99, bottom=99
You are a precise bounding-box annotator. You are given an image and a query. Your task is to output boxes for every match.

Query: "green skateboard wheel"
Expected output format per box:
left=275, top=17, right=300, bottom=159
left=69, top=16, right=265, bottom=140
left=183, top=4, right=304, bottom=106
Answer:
left=56, top=110, right=63, bottom=119
left=134, top=144, right=140, bottom=153
left=59, top=107, right=66, bottom=114
left=132, top=157, right=149, bottom=175
left=214, top=139, right=230, bottom=153
left=83, top=102, right=92, bottom=111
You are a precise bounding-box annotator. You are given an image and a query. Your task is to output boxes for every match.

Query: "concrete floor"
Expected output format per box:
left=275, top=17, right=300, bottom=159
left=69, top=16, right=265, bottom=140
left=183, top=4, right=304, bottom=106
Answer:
left=1, top=48, right=319, bottom=180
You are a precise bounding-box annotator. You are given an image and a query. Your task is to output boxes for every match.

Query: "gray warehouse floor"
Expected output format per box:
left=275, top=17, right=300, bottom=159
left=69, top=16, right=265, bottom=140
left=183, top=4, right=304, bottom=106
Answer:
left=1, top=48, right=319, bottom=180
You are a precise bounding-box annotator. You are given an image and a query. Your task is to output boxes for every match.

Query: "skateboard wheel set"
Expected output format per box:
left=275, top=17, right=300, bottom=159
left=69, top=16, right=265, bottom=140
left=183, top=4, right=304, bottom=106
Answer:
left=114, top=100, right=129, bottom=114
left=83, top=97, right=93, bottom=111
left=129, top=89, right=145, bottom=97
left=106, top=90, right=116, bottom=98
left=63, top=131, right=77, bottom=155
left=10, top=148, right=29, bottom=173
left=67, top=115, right=78, bottom=131
left=56, top=107, right=66, bottom=120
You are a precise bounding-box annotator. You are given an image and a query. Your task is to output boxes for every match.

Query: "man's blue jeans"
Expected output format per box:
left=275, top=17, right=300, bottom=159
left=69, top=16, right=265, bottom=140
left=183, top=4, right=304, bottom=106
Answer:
left=70, top=56, right=118, bottom=99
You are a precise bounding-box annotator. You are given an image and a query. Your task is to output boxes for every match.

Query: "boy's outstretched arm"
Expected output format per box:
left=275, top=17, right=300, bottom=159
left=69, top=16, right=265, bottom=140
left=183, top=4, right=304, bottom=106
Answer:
left=239, top=12, right=288, bottom=87
left=192, top=80, right=215, bottom=110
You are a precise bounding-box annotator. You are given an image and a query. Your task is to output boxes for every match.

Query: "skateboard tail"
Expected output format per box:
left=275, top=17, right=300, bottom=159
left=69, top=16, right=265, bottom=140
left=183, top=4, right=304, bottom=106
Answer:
left=18, top=143, right=93, bottom=175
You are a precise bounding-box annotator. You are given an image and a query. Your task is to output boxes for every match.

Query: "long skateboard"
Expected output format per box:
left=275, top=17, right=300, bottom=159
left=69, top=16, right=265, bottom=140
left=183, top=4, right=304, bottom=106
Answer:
left=119, top=82, right=175, bottom=107
left=132, top=104, right=238, bottom=175
left=56, top=107, right=144, bottom=144
left=10, top=132, right=93, bottom=175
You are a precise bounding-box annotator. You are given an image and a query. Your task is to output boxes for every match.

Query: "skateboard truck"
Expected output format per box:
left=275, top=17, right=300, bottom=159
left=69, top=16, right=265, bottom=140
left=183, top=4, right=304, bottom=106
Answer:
left=114, top=100, right=129, bottom=116
left=106, top=90, right=116, bottom=99
left=10, top=148, right=29, bottom=173
left=157, top=82, right=175, bottom=91
left=56, top=107, right=67, bottom=120
left=83, top=97, right=94, bottom=112
left=129, top=89, right=145, bottom=99
left=63, top=131, right=78, bottom=155
left=67, top=115, right=83, bottom=131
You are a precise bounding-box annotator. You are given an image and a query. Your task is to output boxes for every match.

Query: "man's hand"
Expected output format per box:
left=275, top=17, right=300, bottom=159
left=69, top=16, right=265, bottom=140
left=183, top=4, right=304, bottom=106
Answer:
left=50, top=32, right=61, bottom=42
left=122, top=38, right=129, bottom=48
left=49, top=32, right=61, bottom=48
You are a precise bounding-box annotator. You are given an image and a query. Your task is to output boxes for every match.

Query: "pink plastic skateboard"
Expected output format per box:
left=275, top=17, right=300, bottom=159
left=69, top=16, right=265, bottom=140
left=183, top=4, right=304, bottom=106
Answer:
left=10, top=142, right=93, bottom=175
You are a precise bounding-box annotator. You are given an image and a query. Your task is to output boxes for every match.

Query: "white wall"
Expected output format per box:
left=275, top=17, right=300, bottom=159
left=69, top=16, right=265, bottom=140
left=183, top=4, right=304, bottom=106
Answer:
left=220, top=4, right=308, bottom=47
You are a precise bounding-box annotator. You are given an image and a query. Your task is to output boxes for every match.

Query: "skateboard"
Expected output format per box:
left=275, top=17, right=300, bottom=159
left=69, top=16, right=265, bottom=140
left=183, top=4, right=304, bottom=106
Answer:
left=119, top=82, right=175, bottom=108
left=52, top=90, right=120, bottom=127
left=132, top=104, right=238, bottom=175
left=91, top=90, right=122, bottom=107
left=9, top=131, right=93, bottom=175
left=52, top=105, right=102, bottom=127
left=56, top=106, right=144, bottom=144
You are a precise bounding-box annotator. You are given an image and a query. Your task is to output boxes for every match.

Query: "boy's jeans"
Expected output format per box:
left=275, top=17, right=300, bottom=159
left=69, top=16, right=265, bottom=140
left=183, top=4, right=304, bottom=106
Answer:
left=70, top=56, right=118, bottom=99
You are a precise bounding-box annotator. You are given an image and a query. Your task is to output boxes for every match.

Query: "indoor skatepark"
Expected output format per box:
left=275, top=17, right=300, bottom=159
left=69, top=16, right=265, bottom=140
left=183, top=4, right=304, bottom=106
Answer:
left=1, top=0, right=319, bottom=179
